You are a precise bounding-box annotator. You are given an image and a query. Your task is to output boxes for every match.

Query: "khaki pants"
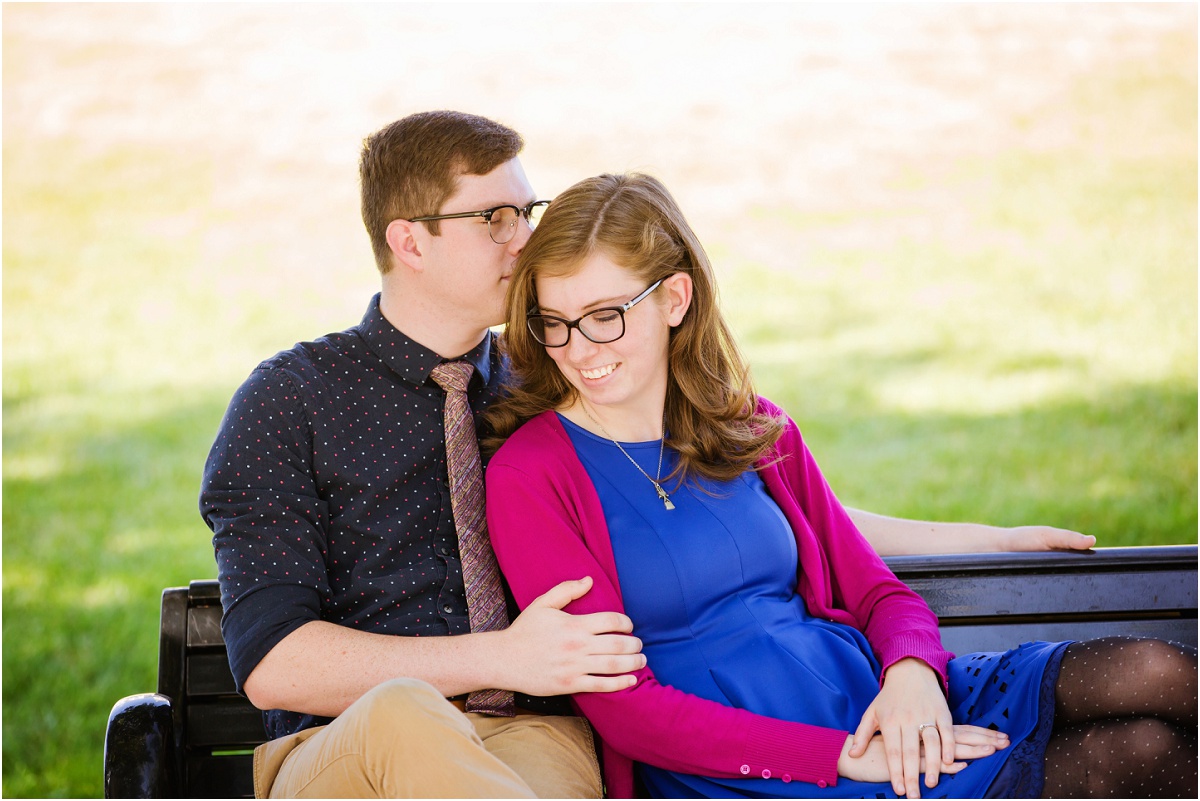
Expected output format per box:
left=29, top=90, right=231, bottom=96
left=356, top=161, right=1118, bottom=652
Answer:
left=253, top=678, right=602, bottom=798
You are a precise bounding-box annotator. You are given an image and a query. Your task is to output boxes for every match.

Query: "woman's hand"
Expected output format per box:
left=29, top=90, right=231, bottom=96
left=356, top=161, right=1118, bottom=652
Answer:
left=1005, top=525, right=1096, bottom=552
left=837, top=726, right=1009, bottom=788
left=849, top=658, right=979, bottom=798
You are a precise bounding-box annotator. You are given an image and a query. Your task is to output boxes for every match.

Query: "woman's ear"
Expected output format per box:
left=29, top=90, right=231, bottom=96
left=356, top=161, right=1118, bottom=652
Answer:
left=662, top=272, right=693, bottom=327
left=386, top=219, right=424, bottom=274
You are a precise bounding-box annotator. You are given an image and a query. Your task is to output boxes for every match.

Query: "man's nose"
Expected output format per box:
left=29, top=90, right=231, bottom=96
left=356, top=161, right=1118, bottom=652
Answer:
left=508, top=217, right=534, bottom=254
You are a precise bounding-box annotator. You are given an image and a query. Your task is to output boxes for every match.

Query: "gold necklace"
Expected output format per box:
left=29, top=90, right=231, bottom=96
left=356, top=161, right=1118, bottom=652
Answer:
left=580, top=404, right=675, bottom=511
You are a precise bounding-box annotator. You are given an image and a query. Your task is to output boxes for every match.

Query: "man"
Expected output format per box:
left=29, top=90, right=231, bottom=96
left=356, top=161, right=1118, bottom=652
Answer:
left=201, top=110, right=1093, bottom=798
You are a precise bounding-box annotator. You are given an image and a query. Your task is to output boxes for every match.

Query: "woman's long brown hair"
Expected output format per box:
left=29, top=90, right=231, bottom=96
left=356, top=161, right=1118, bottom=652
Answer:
left=484, top=173, right=783, bottom=485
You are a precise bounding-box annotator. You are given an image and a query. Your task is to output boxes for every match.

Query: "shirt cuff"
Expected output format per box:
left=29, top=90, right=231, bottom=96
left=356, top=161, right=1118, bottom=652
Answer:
left=222, top=583, right=322, bottom=692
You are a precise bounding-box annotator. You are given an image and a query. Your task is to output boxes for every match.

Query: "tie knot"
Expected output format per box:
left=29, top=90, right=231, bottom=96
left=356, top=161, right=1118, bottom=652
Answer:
left=431, top=361, right=474, bottom=394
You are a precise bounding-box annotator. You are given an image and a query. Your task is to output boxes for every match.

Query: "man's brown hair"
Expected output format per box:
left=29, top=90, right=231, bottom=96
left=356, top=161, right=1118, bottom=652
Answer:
left=359, top=111, right=524, bottom=273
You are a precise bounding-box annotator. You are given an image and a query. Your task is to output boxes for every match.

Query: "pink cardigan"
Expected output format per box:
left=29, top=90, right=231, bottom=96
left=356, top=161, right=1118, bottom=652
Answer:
left=486, top=398, right=952, bottom=797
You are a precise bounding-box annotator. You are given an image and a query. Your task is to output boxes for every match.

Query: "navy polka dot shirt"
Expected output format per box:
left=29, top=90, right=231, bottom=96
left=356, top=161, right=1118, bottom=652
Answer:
left=200, top=294, right=509, bottom=739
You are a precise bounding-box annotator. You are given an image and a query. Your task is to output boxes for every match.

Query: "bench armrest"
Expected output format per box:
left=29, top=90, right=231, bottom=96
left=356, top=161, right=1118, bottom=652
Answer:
left=104, top=693, right=180, bottom=798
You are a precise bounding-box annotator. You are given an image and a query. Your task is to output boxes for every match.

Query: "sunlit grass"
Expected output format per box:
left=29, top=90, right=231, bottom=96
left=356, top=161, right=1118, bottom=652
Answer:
left=720, top=141, right=1196, bottom=540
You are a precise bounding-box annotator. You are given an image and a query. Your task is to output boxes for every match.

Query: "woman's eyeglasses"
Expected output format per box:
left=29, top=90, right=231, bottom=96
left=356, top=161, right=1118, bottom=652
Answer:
left=527, top=279, right=664, bottom=347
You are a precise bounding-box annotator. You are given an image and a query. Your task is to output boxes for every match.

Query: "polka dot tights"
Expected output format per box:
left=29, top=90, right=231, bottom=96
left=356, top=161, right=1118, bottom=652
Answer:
left=1041, top=637, right=1197, bottom=798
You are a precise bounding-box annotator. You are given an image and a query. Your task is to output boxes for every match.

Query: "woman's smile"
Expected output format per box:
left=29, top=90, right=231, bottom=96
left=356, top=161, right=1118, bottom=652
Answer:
left=580, top=362, right=619, bottom=380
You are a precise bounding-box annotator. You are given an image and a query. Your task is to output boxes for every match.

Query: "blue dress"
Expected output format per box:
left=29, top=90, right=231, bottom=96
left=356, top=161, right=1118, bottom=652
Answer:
left=560, top=416, right=1069, bottom=799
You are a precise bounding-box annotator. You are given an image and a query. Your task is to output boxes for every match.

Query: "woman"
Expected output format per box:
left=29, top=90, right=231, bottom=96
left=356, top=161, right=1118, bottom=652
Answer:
left=484, top=173, right=1196, bottom=798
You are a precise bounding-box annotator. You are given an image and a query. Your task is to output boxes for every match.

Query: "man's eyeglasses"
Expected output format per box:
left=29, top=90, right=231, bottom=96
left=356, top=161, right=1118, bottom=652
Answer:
left=527, top=279, right=665, bottom=348
left=409, top=200, right=551, bottom=245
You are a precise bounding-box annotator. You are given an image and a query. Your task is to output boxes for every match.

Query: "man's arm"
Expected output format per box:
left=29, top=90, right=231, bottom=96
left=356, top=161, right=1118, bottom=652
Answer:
left=242, top=576, right=644, bottom=717
left=847, top=508, right=1096, bottom=557
left=203, top=364, right=643, bottom=719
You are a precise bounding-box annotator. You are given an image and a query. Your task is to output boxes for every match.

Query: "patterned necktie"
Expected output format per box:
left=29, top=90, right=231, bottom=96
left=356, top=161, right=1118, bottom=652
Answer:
left=430, top=361, right=516, bottom=716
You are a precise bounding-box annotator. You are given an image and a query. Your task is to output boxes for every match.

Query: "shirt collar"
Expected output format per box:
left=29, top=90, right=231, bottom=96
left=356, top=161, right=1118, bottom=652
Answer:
left=357, top=293, right=493, bottom=387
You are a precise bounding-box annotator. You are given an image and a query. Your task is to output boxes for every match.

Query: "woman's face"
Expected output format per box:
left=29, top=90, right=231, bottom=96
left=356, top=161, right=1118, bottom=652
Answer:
left=533, top=252, right=689, bottom=421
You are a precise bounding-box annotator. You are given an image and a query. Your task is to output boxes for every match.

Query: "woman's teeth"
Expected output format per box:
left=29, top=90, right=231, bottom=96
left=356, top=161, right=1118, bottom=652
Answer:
left=580, top=363, right=617, bottom=380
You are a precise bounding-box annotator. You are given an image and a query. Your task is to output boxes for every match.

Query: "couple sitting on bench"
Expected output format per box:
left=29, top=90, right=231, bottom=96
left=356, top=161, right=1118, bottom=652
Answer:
left=200, top=111, right=1196, bottom=798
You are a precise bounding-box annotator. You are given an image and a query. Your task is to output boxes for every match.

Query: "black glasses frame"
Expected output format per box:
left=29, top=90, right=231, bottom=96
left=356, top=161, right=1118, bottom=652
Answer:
left=409, top=200, right=551, bottom=244
left=527, top=279, right=665, bottom=348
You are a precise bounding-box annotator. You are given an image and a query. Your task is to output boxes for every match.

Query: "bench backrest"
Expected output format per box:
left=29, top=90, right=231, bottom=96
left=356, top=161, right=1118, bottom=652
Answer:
left=160, top=581, right=259, bottom=797
left=884, top=546, right=1197, bottom=654
left=162, top=546, right=1197, bottom=797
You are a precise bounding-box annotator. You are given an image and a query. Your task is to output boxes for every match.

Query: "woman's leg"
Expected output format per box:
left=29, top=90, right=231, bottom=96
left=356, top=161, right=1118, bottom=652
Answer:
left=1040, top=637, right=1197, bottom=798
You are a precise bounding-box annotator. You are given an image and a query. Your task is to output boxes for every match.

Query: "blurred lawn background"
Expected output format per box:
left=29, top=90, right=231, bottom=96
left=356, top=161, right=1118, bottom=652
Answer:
left=3, top=3, right=1195, bottom=797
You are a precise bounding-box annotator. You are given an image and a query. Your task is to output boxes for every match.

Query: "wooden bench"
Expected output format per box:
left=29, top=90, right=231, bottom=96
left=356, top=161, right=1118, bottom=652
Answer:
left=103, top=545, right=1197, bottom=798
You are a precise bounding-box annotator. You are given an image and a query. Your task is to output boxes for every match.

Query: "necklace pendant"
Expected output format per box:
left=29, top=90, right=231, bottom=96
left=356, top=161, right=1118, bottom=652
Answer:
left=654, top=483, right=676, bottom=511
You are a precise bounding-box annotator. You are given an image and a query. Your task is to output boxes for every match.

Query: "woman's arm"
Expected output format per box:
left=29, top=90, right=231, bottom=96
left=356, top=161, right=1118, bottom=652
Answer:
left=761, top=407, right=1004, bottom=797
left=759, top=411, right=953, bottom=683
left=846, top=509, right=1094, bottom=557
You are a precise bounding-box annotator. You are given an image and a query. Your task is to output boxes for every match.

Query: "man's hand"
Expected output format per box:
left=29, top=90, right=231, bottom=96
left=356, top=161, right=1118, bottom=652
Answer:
left=495, top=576, right=645, bottom=696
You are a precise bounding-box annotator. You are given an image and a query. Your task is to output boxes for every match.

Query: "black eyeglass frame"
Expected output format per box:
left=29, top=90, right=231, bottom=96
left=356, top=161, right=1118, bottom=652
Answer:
left=408, top=200, right=551, bottom=244
left=527, top=279, right=665, bottom=348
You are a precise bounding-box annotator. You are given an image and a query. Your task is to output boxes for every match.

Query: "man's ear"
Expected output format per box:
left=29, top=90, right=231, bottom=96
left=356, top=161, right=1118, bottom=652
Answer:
left=386, top=219, right=424, bottom=273
left=662, top=272, right=693, bottom=326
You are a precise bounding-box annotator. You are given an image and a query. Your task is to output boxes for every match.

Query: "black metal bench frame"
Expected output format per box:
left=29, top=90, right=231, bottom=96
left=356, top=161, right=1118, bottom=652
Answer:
left=104, top=545, right=1197, bottom=798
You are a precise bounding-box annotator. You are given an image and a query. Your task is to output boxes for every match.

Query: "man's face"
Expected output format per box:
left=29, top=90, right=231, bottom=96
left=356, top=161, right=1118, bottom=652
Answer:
left=419, top=158, right=537, bottom=332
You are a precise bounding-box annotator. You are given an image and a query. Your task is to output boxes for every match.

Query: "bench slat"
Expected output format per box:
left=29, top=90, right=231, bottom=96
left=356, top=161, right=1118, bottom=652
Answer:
left=185, top=701, right=266, bottom=748
left=186, top=753, right=254, bottom=798
left=940, top=617, right=1197, bottom=655
left=187, top=653, right=239, bottom=697
left=905, top=570, right=1196, bottom=618
left=187, top=605, right=223, bottom=649
left=883, top=545, right=1195, bottom=574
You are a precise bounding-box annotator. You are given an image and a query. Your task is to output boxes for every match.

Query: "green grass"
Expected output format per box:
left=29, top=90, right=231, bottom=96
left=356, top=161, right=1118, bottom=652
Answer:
left=3, top=24, right=1196, bottom=801
left=2, top=141, right=233, bottom=796
left=2, top=390, right=225, bottom=796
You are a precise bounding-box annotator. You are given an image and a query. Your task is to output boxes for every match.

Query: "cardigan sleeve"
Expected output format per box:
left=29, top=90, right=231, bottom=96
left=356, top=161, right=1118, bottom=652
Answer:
left=486, top=438, right=848, bottom=788
left=758, top=399, right=952, bottom=686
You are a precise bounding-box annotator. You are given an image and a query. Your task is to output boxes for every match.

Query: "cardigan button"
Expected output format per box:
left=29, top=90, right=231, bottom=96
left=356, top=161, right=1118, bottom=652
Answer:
left=817, top=779, right=828, bottom=788
left=761, top=769, right=771, bottom=779
left=781, top=774, right=792, bottom=783
left=739, top=765, right=750, bottom=775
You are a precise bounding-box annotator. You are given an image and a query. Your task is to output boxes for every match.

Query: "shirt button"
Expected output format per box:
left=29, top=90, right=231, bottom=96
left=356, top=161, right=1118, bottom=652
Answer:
left=439, top=545, right=453, bottom=556
left=817, top=779, right=828, bottom=788
left=739, top=765, right=750, bottom=775
left=782, top=775, right=791, bottom=783
left=761, top=769, right=771, bottom=779
left=442, top=603, right=454, bottom=614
